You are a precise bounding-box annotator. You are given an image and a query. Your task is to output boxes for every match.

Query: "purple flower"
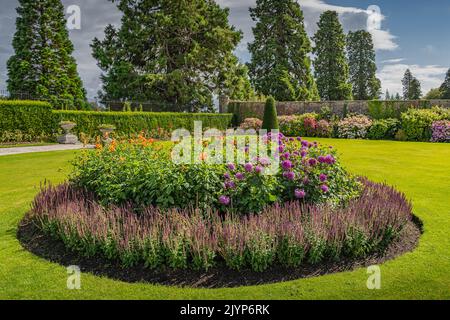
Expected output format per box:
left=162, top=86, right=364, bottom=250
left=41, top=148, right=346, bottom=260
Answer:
left=282, top=160, right=293, bottom=170
left=282, top=152, right=291, bottom=159
left=319, top=174, right=328, bottom=182
left=325, top=155, right=335, bottom=164
left=301, top=140, right=309, bottom=147
left=300, top=150, right=307, bottom=158
left=225, top=181, right=236, bottom=189
left=219, top=195, right=231, bottom=206
left=303, top=177, right=310, bottom=185
left=236, top=172, right=245, bottom=180
left=227, top=163, right=236, bottom=171
left=224, top=172, right=231, bottom=180
left=278, top=145, right=285, bottom=153
left=255, top=165, right=263, bottom=174
left=244, top=163, right=253, bottom=172
left=321, top=185, right=329, bottom=193
left=308, top=158, right=318, bottom=166
left=318, top=156, right=326, bottom=163
left=283, top=171, right=296, bottom=181
left=296, top=137, right=302, bottom=141
left=295, top=189, right=306, bottom=199
left=259, top=157, right=270, bottom=166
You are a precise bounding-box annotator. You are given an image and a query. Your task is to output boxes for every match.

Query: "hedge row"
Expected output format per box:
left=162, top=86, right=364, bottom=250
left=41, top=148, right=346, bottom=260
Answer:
left=53, top=111, right=233, bottom=138
left=0, top=100, right=56, bottom=139
left=0, top=100, right=233, bottom=142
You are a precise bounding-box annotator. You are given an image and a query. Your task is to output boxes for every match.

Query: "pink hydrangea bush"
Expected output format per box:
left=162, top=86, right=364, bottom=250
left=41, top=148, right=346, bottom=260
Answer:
left=337, top=115, right=373, bottom=139
left=240, top=118, right=263, bottom=131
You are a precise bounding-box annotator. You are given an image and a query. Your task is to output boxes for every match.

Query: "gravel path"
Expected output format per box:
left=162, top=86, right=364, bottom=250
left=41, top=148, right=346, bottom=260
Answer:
left=0, top=144, right=94, bottom=157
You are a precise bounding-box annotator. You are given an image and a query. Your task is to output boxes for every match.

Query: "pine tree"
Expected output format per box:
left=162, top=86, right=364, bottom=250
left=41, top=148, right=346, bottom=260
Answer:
left=313, top=11, right=352, bottom=101
left=385, top=90, right=390, bottom=100
left=402, top=69, right=422, bottom=99
left=347, top=30, right=381, bottom=100
left=247, top=0, right=319, bottom=101
left=439, top=68, right=450, bottom=99
left=92, top=0, right=250, bottom=112
left=7, top=0, right=87, bottom=109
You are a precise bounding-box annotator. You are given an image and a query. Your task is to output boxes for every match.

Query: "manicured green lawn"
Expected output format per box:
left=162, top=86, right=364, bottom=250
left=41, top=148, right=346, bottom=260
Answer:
left=0, top=142, right=56, bottom=149
left=0, top=139, right=449, bottom=299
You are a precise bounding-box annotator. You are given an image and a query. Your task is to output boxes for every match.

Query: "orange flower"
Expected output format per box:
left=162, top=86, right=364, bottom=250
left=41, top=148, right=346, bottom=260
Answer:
left=95, top=144, right=103, bottom=150
left=199, top=152, right=208, bottom=161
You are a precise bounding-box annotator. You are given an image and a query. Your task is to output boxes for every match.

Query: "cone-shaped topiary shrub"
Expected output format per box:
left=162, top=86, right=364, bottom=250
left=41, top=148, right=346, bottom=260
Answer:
left=262, top=97, right=279, bottom=130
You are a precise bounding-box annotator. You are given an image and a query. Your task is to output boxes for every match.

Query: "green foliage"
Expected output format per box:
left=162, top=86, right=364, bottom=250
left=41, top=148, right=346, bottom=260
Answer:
left=0, top=100, right=56, bottom=142
left=7, top=0, right=87, bottom=110
left=262, top=97, right=279, bottom=130
left=401, top=107, right=449, bottom=141
left=402, top=69, right=422, bottom=100
left=247, top=0, right=319, bottom=101
left=368, top=119, right=400, bottom=140
left=347, top=31, right=381, bottom=100
left=92, top=0, right=249, bottom=112
left=424, top=88, right=443, bottom=100
left=54, top=111, right=233, bottom=140
left=313, top=11, right=352, bottom=101
left=439, top=69, right=450, bottom=99
left=368, top=100, right=410, bottom=120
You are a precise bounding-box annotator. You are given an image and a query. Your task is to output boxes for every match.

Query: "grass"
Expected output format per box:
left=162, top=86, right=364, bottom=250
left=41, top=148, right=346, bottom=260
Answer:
left=0, top=139, right=449, bottom=299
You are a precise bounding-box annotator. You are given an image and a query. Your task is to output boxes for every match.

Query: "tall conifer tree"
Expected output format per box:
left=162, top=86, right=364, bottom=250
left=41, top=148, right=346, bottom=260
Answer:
left=7, top=0, right=87, bottom=109
left=347, top=30, right=381, bottom=100
left=313, top=11, right=352, bottom=101
left=247, top=0, right=319, bottom=101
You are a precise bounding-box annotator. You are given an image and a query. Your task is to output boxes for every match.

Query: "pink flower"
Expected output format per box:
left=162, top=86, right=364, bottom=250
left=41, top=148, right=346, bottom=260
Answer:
left=219, top=195, right=231, bottom=206
left=244, top=163, right=253, bottom=172
left=295, top=189, right=306, bottom=199
left=319, top=174, right=328, bottom=182
left=321, top=185, right=329, bottom=193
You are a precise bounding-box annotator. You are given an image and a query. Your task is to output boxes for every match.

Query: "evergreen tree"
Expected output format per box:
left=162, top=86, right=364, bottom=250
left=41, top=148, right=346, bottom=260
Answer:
left=247, top=0, right=319, bottom=101
left=313, top=11, right=352, bottom=101
left=385, top=89, right=390, bottom=100
left=262, top=97, right=279, bottom=130
left=7, top=0, right=87, bottom=109
left=439, top=68, right=450, bottom=99
left=347, top=30, right=381, bottom=100
left=395, top=92, right=401, bottom=100
left=92, top=0, right=250, bottom=112
left=402, top=69, right=422, bottom=99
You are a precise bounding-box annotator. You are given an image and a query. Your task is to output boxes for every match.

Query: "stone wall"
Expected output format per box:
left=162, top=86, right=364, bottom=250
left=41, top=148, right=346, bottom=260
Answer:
left=223, top=99, right=450, bottom=125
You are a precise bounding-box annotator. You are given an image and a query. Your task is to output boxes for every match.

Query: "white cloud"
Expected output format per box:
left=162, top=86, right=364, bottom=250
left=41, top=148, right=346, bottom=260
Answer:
left=382, top=58, right=405, bottom=64
left=298, top=0, right=398, bottom=51
left=378, top=64, right=447, bottom=96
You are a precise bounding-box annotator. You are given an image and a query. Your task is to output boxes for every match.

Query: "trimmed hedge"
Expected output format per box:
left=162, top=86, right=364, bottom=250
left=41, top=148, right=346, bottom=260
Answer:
left=53, top=111, right=233, bottom=138
left=0, top=100, right=57, bottom=140
left=0, top=100, right=233, bottom=143
left=401, top=107, right=450, bottom=141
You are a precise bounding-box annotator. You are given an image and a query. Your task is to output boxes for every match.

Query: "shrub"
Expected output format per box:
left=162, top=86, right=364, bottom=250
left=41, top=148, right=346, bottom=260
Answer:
left=278, top=113, right=319, bottom=137
left=29, top=179, right=412, bottom=272
left=54, top=110, right=233, bottom=141
left=337, top=115, right=373, bottom=139
left=431, top=120, right=450, bottom=142
left=368, top=119, right=400, bottom=140
left=0, top=100, right=56, bottom=142
left=316, top=119, right=332, bottom=138
left=72, top=134, right=360, bottom=214
left=401, top=107, right=449, bottom=141
left=262, top=97, right=279, bottom=130
left=240, top=118, right=263, bottom=131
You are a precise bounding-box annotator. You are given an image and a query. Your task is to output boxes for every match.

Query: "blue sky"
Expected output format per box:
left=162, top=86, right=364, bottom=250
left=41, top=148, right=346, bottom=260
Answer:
left=0, top=0, right=449, bottom=99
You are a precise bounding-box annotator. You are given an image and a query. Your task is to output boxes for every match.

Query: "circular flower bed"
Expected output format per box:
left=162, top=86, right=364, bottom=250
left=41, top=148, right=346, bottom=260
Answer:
left=20, top=134, right=419, bottom=286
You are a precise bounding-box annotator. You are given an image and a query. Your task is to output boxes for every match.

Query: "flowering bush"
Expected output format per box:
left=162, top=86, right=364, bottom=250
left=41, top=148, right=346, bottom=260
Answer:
left=337, top=115, right=373, bottom=139
left=401, top=108, right=449, bottom=141
left=431, top=120, right=450, bottom=142
left=29, top=179, right=412, bottom=272
left=316, top=119, right=332, bottom=137
left=239, top=118, right=263, bottom=131
left=72, top=132, right=360, bottom=214
left=278, top=113, right=320, bottom=137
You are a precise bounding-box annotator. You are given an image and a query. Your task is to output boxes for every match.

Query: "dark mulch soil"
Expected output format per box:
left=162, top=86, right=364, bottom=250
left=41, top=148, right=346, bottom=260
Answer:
left=17, top=217, right=422, bottom=289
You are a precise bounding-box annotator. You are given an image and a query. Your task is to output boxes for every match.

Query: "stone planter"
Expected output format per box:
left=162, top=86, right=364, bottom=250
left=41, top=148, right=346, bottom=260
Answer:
left=100, top=127, right=115, bottom=144
left=58, top=122, right=79, bottom=145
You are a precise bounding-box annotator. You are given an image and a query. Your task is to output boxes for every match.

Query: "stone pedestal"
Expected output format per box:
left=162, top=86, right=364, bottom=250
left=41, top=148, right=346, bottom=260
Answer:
left=57, top=134, right=79, bottom=145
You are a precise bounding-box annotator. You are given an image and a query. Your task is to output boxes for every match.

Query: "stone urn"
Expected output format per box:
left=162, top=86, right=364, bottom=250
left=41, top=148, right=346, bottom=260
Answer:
left=58, top=121, right=79, bottom=144
left=99, top=125, right=116, bottom=144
